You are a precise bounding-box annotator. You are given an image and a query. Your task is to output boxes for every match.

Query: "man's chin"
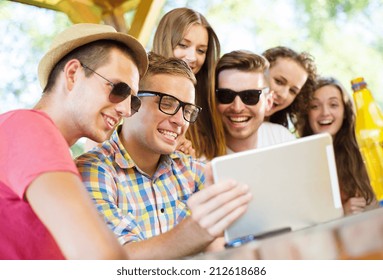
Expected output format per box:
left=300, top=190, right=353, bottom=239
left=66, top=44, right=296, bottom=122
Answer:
left=157, top=143, right=177, bottom=155
left=89, top=130, right=113, bottom=144
left=227, top=133, right=253, bottom=141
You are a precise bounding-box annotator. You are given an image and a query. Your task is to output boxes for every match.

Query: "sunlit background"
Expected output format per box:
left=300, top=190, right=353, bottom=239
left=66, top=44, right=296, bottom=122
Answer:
left=1, top=0, right=382, bottom=113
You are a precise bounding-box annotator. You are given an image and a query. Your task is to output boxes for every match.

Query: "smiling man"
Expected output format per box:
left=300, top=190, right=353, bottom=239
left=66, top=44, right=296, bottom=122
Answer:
left=215, top=50, right=295, bottom=153
left=0, top=23, right=148, bottom=259
left=75, top=53, right=251, bottom=259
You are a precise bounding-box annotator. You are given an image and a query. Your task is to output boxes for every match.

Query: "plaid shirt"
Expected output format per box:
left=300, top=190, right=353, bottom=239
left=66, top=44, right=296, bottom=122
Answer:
left=75, top=130, right=205, bottom=245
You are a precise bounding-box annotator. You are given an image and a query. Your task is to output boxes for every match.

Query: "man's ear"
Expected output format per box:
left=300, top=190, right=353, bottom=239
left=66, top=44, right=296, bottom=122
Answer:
left=265, top=90, right=274, bottom=111
left=63, top=59, right=81, bottom=91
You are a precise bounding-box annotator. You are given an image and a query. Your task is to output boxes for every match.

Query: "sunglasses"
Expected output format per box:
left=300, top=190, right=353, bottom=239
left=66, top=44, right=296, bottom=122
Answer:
left=81, top=63, right=141, bottom=113
left=137, top=90, right=202, bottom=123
left=215, top=88, right=270, bottom=105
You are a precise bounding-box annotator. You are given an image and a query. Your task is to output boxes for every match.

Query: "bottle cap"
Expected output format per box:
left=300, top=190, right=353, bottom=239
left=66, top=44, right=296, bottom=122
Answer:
left=351, top=77, right=367, bottom=91
left=351, top=77, right=364, bottom=84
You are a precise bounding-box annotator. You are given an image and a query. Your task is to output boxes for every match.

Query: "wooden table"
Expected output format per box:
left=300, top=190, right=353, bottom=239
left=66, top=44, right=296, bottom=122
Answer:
left=191, top=207, right=383, bottom=260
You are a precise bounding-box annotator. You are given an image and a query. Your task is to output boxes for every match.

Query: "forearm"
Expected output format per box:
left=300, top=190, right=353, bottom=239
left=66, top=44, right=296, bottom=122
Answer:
left=123, top=217, right=214, bottom=259
left=27, top=172, right=126, bottom=259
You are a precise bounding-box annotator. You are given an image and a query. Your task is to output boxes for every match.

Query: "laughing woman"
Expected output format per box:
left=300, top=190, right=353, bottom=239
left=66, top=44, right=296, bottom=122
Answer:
left=262, top=46, right=317, bottom=132
left=297, top=77, right=377, bottom=215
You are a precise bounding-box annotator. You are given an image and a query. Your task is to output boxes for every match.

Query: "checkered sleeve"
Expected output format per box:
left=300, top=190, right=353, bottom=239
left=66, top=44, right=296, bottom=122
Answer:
left=76, top=156, right=145, bottom=244
left=191, top=158, right=206, bottom=192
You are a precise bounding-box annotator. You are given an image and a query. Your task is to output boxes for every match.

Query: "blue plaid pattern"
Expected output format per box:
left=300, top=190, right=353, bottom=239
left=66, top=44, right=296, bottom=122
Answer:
left=75, top=129, right=205, bottom=245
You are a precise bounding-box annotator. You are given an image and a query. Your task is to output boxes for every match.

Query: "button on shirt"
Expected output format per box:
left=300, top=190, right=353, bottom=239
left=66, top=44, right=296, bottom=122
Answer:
left=75, top=130, right=205, bottom=245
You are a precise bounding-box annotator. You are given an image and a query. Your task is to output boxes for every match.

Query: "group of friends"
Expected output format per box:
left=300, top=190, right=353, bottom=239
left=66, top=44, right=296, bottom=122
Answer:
left=0, top=7, right=378, bottom=260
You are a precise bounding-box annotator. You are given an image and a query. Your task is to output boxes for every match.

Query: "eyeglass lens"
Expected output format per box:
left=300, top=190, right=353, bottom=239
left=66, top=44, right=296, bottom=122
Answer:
left=108, top=82, right=141, bottom=113
left=216, top=89, right=263, bottom=105
left=130, top=95, right=141, bottom=113
left=159, top=95, right=200, bottom=123
left=137, top=91, right=201, bottom=123
left=108, top=82, right=131, bottom=103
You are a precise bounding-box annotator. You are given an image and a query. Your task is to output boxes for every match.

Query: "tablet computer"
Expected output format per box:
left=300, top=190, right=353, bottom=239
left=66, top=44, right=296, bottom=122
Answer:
left=211, top=133, right=343, bottom=244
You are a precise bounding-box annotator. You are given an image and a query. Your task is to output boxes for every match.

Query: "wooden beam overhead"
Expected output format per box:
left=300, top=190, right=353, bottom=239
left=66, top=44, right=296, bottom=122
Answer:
left=128, top=0, right=165, bottom=46
left=10, top=0, right=164, bottom=45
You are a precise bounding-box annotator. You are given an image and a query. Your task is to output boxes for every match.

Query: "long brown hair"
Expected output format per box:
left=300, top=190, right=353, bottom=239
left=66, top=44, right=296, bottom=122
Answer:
left=263, top=46, right=317, bottom=131
left=298, top=77, right=375, bottom=204
left=152, top=8, right=226, bottom=160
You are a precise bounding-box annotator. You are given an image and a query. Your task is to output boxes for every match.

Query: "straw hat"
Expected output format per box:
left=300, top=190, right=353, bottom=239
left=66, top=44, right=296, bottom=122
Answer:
left=38, top=23, right=148, bottom=89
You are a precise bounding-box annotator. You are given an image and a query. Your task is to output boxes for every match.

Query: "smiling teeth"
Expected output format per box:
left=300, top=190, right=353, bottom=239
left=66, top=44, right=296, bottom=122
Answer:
left=159, top=129, right=178, bottom=139
left=319, top=120, right=333, bottom=125
left=229, top=116, right=250, bottom=123
left=106, top=117, right=117, bottom=127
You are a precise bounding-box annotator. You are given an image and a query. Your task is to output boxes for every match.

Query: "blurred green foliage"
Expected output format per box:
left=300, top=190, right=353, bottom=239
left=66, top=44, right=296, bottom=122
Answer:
left=1, top=0, right=383, bottom=156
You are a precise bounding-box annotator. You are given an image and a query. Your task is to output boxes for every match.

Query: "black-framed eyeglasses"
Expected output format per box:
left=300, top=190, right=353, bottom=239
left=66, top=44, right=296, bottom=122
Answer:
left=215, top=88, right=270, bottom=106
left=137, top=90, right=202, bottom=123
left=81, top=63, right=141, bottom=113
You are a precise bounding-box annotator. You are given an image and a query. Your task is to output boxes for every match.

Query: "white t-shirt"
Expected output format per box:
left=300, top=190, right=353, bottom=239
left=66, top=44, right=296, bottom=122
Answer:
left=257, top=121, right=296, bottom=148
left=226, top=121, right=296, bottom=154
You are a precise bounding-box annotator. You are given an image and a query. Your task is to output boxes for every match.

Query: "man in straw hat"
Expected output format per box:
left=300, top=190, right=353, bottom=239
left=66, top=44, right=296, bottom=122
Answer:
left=76, top=52, right=252, bottom=259
left=0, top=23, right=148, bottom=259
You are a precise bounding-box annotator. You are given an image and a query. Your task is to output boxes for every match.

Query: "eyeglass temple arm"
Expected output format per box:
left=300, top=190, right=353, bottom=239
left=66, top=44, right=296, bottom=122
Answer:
left=80, top=63, right=114, bottom=86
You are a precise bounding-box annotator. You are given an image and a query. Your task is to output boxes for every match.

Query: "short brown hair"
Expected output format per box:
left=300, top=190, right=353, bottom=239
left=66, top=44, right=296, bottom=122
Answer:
left=140, top=52, right=196, bottom=90
left=215, top=50, right=270, bottom=89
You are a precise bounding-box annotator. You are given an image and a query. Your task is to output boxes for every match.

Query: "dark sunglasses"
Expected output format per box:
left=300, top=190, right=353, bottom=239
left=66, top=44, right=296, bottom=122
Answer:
left=137, top=90, right=202, bottom=123
left=81, top=63, right=141, bottom=113
left=215, top=88, right=270, bottom=105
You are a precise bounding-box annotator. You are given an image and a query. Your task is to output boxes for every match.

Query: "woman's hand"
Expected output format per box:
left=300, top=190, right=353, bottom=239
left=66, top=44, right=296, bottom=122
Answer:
left=177, top=136, right=196, bottom=157
left=343, top=197, right=367, bottom=216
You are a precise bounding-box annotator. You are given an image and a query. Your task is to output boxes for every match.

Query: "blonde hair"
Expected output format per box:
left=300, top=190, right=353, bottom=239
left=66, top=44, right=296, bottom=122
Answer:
left=152, top=7, right=226, bottom=160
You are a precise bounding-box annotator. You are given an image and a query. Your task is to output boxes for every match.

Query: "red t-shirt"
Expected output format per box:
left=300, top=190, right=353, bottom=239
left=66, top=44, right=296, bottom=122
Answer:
left=0, top=110, right=79, bottom=259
